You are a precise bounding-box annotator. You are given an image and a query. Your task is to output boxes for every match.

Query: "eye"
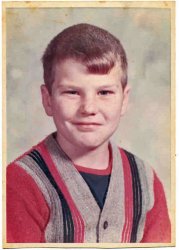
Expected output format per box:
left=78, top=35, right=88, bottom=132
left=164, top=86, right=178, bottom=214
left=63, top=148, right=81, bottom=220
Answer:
left=98, top=90, right=114, bottom=96
left=63, top=90, right=79, bottom=95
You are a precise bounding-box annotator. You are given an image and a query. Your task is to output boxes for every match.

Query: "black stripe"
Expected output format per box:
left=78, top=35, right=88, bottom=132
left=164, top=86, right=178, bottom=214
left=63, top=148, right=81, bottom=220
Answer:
left=28, top=149, right=74, bottom=243
left=124, top=150, right=142, bottom=243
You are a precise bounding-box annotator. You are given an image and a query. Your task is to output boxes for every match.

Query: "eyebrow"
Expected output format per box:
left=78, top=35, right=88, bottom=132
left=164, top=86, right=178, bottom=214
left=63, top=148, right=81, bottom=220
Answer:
left=56, top=84, right=119, bottom=89
left=57, top=85, right=76, bottom=89
left=97, top=84, right=119, bottom=89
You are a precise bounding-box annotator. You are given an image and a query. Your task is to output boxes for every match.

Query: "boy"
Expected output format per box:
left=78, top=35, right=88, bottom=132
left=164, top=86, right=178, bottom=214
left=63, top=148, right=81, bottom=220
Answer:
left=6, top=23, right=171, bottom=243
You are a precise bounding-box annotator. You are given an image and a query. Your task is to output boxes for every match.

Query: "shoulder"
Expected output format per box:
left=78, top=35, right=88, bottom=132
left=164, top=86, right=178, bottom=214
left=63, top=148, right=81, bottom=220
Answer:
left=6, top=134, right=52, bottom=194
left=7, top=135, right=45, bottom=188
left=6, top=135, right=55, bottom=214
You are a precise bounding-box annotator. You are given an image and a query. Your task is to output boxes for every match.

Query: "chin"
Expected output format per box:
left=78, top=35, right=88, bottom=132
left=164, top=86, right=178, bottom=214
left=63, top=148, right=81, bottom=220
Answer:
left=77, top=138, right=108, bottom=150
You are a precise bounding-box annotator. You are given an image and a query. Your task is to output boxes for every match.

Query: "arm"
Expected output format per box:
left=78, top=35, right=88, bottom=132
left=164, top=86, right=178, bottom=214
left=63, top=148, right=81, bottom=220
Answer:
left=6, top=164, right=50, bottom=243
left=141, top=171, right=171, bottom=243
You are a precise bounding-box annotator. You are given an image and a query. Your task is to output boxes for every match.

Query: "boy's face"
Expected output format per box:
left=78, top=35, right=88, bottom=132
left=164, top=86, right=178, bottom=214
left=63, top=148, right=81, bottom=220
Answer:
left=41, top=59, right=129, bottom=151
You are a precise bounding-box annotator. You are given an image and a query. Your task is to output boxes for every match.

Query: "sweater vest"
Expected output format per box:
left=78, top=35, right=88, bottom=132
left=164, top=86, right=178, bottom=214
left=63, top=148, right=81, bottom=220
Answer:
left=11, top=134, right=154, bottom=243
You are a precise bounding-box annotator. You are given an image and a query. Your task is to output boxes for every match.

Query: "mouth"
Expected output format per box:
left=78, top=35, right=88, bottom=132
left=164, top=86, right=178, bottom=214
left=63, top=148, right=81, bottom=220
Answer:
left=72, top=122, right=102, bottom=131
left=74, top=122, right=101, bottom=125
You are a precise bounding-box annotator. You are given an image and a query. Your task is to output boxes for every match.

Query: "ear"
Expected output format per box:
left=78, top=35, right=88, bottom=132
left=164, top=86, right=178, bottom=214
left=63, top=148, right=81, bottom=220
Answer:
left=121, top=84, right=130, bottom=116
left=41, top=84, right=53, bottom=116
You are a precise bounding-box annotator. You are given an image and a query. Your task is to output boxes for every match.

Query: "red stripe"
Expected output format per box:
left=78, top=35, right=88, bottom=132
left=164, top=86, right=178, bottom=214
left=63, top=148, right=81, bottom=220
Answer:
left=119, top=148, right=133, bottom=243
left=37, top=142, right=85, bottom=243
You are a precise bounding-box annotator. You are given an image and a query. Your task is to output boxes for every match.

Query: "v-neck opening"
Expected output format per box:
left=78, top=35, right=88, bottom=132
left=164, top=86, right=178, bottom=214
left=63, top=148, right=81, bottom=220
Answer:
left=50, top=132, right=113, bottom=211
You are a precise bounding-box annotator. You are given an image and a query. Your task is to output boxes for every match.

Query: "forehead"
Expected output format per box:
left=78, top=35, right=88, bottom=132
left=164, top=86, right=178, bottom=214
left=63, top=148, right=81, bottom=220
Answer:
left=54, top=59, right=123, bottom=87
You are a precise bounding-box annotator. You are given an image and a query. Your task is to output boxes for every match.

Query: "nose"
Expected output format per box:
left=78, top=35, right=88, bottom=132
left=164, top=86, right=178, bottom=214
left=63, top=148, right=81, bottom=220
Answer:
left=79, top=96, right=98, bottom=116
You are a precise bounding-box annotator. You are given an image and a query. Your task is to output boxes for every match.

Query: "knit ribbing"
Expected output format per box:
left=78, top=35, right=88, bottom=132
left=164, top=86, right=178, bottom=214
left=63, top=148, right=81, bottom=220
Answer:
left=123, top=150, right=142, bottom=242
left=134, top=157, right=154, bottom=242
left=120, top=149, right=133, bottom=243
left=97, top=141, right=125, bottom=242
left=28, top=149, right=74, bottom=242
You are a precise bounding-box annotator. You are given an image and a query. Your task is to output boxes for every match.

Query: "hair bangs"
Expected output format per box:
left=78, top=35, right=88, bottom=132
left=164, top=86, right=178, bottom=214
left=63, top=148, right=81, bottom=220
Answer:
left=85, top=52, right=116, bottom=74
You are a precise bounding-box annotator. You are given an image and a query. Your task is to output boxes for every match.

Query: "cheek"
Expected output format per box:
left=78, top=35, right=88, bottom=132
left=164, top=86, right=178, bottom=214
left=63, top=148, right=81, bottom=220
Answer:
left=103, top=100, right=123, bottom=120
left=52, top=101, right=77, bottom=120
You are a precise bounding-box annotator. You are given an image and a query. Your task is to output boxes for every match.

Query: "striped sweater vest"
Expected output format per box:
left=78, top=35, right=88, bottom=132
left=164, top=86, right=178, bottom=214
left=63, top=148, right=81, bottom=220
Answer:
left=11, top=134, right=154, bottom=243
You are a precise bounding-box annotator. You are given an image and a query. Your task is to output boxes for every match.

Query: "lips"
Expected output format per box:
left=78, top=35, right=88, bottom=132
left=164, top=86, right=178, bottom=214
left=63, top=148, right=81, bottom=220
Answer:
left=72, top=122, right=102, bottom=131
left=74, top=122, right=101, bottom=125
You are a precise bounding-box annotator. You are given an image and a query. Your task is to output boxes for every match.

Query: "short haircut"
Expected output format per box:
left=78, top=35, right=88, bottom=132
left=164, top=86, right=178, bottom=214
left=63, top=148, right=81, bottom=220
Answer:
left=42, top=23, right=128, bottom=93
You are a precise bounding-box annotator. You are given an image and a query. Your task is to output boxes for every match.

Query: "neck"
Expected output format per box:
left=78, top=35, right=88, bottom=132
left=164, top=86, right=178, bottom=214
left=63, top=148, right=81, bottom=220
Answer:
left=56, top=134, right=110, bottom=170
